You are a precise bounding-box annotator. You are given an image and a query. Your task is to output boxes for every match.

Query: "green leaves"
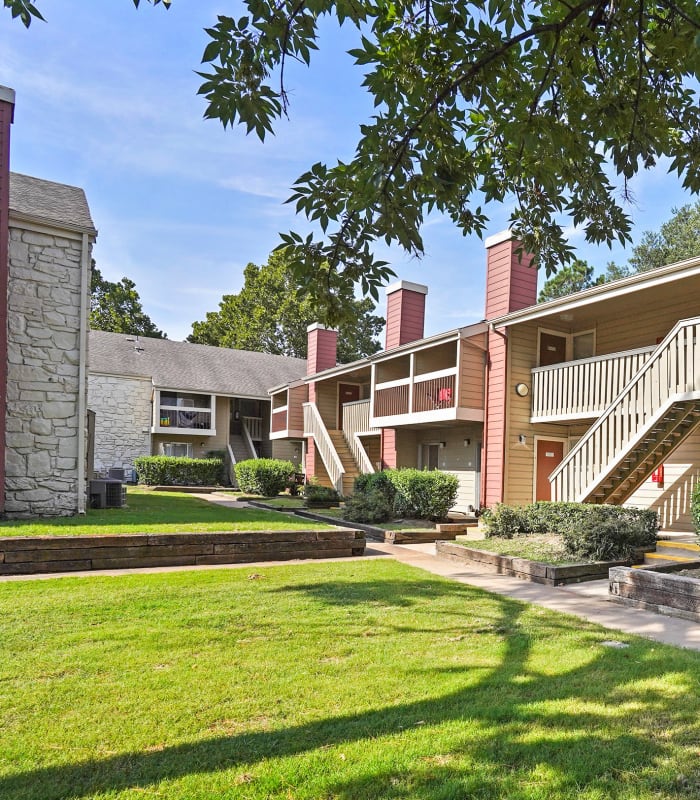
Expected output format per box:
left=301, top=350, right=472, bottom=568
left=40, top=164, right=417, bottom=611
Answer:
left=3, top=0, right=44, bottom=26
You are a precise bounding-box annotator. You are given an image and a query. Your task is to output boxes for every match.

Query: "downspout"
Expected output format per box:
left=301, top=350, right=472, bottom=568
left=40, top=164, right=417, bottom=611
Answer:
left=76, top=232, right=90, bottom=514
left=480, top=327, right=490, bottom=510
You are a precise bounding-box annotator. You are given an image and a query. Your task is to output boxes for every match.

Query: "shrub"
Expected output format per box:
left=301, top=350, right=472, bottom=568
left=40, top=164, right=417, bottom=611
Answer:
left=692, top=482, right=700, bottom=533
left=386, top=468, right=459, bottom=520
left=303, top=483, right=341, bottom=508
left=353, top=471, right=397, bottom=505
left=480, top=501, right=658, bottom=561
left=343, top=489, right=394, bottom=523
left=234, top=458, right=295, bottom=496
left=134, top=456, right=223, bottom=487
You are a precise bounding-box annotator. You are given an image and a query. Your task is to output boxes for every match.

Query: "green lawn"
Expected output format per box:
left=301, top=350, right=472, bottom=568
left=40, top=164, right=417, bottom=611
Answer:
left=0, top=489, right=331, bottom=537
left=1, top=560, right=699, bottom=799
left=463, top=534, right=574, bottom=565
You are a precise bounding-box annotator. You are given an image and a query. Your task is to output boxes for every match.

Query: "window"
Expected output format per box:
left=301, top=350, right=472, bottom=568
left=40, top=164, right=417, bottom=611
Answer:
left=163, top=442, right=193, bottom=458
left=160, top=392, right=211, bottom=409
left=421, top=443, right=440, bottom=470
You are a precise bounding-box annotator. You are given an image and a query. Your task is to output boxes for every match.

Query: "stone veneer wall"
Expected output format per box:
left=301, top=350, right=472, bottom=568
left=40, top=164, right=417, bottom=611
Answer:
left=5, top=223, right=88, bottom=516
left=88, top=373, right=153, bottom=475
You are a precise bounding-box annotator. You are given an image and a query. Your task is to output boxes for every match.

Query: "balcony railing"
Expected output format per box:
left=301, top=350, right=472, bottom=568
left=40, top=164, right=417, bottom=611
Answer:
left=156, top=408, right=212, bottom=431
left=243, top=416, right=263, bottom=441
left=373, top=367, right=457, bottom=421
left=531, top=346, right=656, bottom=421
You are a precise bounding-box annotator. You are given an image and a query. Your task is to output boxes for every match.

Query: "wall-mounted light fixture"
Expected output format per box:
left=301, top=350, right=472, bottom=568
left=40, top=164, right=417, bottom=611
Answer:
left=518, top=434, right=527, bottom=445
left=463, top=438, right=471, bottom=447
left=439, top=441, right=447, bottom=448
left=515, top=383, right=530, bottom=397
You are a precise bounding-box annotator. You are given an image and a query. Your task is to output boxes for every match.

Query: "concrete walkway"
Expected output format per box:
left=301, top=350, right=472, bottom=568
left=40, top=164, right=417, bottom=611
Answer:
left=369, top=541, right=700, bottom=651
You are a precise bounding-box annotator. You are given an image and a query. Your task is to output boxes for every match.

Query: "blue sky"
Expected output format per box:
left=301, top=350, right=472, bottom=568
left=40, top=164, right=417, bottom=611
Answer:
left=1, top=1, right=697, bottom=341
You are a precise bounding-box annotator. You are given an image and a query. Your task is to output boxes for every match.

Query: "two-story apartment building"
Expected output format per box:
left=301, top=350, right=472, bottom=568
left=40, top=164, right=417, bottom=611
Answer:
left=271, top=232, right=700, bottom=531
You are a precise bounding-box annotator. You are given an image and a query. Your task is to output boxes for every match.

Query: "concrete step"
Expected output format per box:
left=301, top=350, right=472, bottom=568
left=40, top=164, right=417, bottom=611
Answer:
left=654, top=540, right=700, bottom=559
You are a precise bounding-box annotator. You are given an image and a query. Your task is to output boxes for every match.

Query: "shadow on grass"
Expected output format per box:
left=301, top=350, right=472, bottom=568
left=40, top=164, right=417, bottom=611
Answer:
left=4, top=586, right=697, bottom=800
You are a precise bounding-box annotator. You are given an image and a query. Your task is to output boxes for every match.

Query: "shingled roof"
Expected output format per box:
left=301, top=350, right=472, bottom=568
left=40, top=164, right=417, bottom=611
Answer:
left=89, top=330, right=307, bottom=398
left=9, top=172, right=96, bottom=234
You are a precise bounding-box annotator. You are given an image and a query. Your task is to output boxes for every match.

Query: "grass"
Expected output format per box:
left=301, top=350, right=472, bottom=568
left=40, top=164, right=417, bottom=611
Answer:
left=1, top=559, right=700, bottom=799
left=464, top=534, right=575, bottom=565
left=0, top=489, right=332, bottom=537
left=253, top=496, right=306, bottom=509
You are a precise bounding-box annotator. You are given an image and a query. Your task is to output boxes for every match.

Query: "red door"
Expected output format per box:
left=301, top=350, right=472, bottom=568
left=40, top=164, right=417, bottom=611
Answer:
left=338, top=383, right=360, bottom=428
left=539, top=332, right=567, bottom=366
left=536, top=440, right=565, bottom=500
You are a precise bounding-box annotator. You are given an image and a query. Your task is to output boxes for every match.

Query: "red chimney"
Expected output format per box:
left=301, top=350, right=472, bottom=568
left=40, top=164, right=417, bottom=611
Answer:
left=385, top=280, right=428, bottom=349
left=484, top=230, right=537, bottom=319
left=0, top=86, right=15, bottom=514
left=306, top=323, right=338, bottom=376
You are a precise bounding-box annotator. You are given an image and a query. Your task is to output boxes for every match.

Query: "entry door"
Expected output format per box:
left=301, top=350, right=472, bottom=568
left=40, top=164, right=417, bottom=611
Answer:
left=421, top=444, right=440, bottom=470
left=535, top=439, right=565, bottom=500
left=539, top=332, right=567, bottom=366
left=338, top=383, right=360, bottom=428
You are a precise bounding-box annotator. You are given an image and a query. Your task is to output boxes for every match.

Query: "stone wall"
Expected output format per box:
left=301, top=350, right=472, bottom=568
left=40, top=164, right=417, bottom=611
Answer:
left=88, top=373, right=153, bottom=475
left=5, top=223, right=89, bottom=516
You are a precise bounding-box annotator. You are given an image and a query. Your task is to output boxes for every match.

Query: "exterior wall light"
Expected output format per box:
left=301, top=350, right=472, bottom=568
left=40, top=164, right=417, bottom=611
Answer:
left=515, top=382, right=529, bottom=397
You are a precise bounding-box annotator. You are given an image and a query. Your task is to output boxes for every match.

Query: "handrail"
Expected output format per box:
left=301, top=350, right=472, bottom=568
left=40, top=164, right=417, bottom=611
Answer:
left=550, top=317, right=700, bottom=501
left=226, top=442, right=237, bottom=485
left=241, top=418, right=258, bottom=460
left=531, top=345, right=656, bottom=375
left=342, top=399, right=376, bottom=474
left=303, top=402, right=345, bottom=494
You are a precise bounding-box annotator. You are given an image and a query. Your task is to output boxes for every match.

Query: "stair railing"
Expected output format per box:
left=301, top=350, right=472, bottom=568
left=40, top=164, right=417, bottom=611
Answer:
left=241, top=419, right=259, bottom=459
left=226, top=442, right=237, bottom=486
left=303, top=402, right=345, bottom=494
left=342, top=399, right=377, bottom=474
left=550, top=317, right=700, bottom=502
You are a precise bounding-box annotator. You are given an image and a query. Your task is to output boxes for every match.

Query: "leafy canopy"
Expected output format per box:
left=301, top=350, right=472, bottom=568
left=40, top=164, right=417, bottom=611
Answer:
left=188, top=251, right=384, bottom=362
left=11, top=0, right=700, bottom=324
left=90, top=265, right=166, bottom=339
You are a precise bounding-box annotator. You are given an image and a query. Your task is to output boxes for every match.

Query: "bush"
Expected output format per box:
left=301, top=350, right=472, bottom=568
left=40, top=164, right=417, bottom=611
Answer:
left=343, top=488, right=394, bottom=523
left=303, top=483, right=341, bottom=508
left=234, top=458, right=295, bottom=496
left=480, top=501, right=658, bottom=561
left=353, top=472, right=397, bottom=505
left=386, top=468, right=459, bottom=520
left=692, top=482, right=700, bottom=533
left=134, top=456, right=223, bottom=487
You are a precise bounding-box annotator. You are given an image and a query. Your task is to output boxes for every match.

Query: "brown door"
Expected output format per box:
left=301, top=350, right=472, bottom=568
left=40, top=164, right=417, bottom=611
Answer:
left=536, top=439, right=565, bottom=500
left=338, top=383, right=360, bottom=428
left=539, top=332, right=567, bottom=366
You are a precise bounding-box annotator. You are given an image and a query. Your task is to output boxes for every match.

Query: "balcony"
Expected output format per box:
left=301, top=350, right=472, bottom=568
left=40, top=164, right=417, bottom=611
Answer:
left=371, top=368, right=480, bottom=426
left=530, top=345, right=656, bottom=422
left=153, top=407, right=214, bottom=435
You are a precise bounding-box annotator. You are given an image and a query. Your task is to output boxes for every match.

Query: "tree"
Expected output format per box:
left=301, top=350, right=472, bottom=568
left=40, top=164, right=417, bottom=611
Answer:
left=627, top=201, right=700, bottom=273
left=538, top=260, right=602, bottom=302
left=188, top=252, right=384, bottom=362
left=90, top=265, right=166, bottom=338
left=11, top=1, right=700, bottom=323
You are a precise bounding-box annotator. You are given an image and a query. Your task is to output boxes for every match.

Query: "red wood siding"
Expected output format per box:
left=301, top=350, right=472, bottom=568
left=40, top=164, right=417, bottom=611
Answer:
left=385, top=289, right=426, bottom=349
left=485, top=238, right=537, bottom=319
left=483, top=332, right=507, bottom=506
left=307, top=326, right=337, bottom=375
left=0, top=93, right=14, bottom=513
left=381, top=428, right=398, bottom=469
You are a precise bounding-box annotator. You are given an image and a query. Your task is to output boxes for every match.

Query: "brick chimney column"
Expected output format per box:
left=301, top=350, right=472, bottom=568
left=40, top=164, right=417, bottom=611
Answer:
left=385, top=280, right=428, bottom=349
left=0, top=86, right=15, bottom=514
left=482, top=231, right=537, bottom=507
left=305, top=323, right=338, bottom=483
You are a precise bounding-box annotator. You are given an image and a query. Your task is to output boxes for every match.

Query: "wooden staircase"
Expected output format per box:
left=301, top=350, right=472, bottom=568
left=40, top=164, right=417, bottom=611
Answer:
left=640, top=539, right=700, bottom=567
left=328, top=430, right=361, bottom=496
left=590, top=401, right=700, bottom=504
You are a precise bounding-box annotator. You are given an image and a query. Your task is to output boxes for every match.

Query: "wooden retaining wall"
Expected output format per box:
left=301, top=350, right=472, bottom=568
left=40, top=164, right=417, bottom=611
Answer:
left=0, top=529, right=366, bottom=576
left=436, top=541, right=629, bottom=585
left=609, top=564, right=700, bottom=622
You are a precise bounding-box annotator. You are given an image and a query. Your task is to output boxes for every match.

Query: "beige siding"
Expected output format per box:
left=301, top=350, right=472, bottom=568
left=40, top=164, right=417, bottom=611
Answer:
left=271, top=439, right=304, bottom=468
left=315, top=381, right=338, bottom=429
left=360, top=435, right=381, bottom=471
left=625, top=428, right=700, bottom=532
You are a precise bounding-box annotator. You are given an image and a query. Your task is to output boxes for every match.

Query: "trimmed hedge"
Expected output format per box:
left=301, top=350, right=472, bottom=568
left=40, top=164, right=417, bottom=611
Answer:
left=303, top=483, right=342, bottom=508
left=343, top=488, right=394, bottom=523
left=480, top=501, right=658, bottom=561
left=134, top=456, right=223, bottom=487
left=234, top=458, right=295, bottom=497
left=692, top=482, right=700, bottom=533
left=388, top=468, right=459, bottom=521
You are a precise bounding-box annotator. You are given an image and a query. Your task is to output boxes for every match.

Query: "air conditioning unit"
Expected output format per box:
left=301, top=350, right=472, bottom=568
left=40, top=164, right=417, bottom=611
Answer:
left=89, top=479, right=126, bottom=509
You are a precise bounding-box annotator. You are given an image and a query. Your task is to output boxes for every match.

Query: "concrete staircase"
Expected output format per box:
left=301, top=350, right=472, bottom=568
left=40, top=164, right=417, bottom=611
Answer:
left=640, top=539, right=700, bottom=567
left=230, top=434, right=254, bottom=464
left=328, top=430, right=360, bottom=497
